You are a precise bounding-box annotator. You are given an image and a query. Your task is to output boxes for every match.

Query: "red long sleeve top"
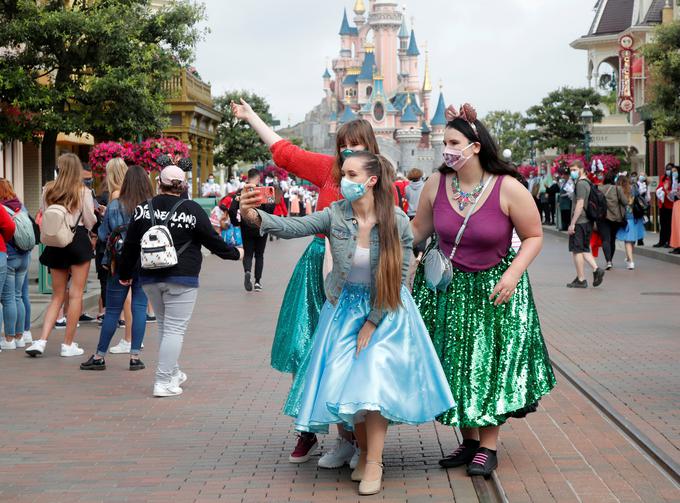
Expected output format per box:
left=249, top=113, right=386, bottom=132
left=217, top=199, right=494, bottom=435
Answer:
left=0, top=204, right=16, bottom=253
left=658, top=176, right=675, bottom=210
left=270, top=140, right=341, bottom=212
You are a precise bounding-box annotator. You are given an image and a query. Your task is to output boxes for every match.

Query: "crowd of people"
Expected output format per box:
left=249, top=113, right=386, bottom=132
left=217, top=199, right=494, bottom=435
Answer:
left=0, top=96, right=676, bottom=498
left=231, top=98, right=555, bottom=496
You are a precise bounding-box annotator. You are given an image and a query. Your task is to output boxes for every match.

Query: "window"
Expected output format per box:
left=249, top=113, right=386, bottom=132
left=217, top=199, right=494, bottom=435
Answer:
left=366, top=85, right=373, bottom=97
left=373, top=102, right=384, bottom=121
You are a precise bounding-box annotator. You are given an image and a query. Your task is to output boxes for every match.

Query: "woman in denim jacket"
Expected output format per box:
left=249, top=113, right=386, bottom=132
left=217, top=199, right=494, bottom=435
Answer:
left=241, top=151, right=455, bottom=497
left=80, top=166, right=154, bottom=372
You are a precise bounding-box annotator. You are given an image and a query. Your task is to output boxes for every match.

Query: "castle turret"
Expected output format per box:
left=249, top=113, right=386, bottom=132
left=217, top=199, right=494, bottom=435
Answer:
left=421, top=48, right=432, bottom=122
left=398, top=7, right=409, bottom=80
left=396, top=95, right=422, bottom=173
left=356, top=44, right=376, bottom=105
left=339, top=9, right=353, bottom=58
left=406, top=28, right=420, bottom=92
left=369, top=1, right=402, bottom=97
left=430, top=88, right=447, bottom=172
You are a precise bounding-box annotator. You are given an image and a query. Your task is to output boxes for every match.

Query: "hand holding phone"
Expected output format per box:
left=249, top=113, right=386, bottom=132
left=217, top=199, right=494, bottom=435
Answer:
left=250, top=186, right=276, bottom=205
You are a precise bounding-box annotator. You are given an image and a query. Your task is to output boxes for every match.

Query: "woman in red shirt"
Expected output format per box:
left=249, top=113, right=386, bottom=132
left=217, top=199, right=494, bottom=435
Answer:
left=232, top=99, right=380, bottom=467
left=655, top=167, right=675, bottom=247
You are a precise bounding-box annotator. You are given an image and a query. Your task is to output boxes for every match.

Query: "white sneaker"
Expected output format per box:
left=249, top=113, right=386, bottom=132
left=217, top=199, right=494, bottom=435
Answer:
left=14, top=337, right=25, bottom=348
left=109, top=339, right=131, bottom=354
left=0, top=339, right=17, bottom=350
left=60, top=342, right=84, bottom=357
left=350, top=448, right=361, bottom=470
left=172, top=371, right=188, bottom=387
left=626, top=261, right=635, bottom=270
left=22, top=331, right=33, bottom=344
left=318, top=437, right=357, bottom=469
left=26, top=339, right=47, bottom=357
left=153, top=383, right=183, bottom=397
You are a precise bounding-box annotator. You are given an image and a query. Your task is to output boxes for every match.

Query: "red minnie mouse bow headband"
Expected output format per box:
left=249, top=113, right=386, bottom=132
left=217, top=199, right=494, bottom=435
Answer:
left=445, top=103, right=479, bottom=137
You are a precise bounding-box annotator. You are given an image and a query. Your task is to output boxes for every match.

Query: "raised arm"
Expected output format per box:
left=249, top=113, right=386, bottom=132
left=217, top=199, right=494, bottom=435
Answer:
left=232, top=99, right=334, bottom=188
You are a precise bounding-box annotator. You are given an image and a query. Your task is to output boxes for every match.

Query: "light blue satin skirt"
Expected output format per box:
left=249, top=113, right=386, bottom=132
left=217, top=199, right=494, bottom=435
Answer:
left=284, top=283, right=456, bottom=433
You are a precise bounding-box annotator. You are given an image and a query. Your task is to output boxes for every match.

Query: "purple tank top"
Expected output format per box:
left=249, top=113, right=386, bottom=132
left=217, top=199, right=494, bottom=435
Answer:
left=433, top=174, right=513, bottom=273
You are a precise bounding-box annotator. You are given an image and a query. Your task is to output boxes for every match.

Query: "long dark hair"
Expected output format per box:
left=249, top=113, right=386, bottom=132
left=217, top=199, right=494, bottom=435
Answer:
left=119, top=165, right=154, bottom=214
left=332, top=119, right=380, bottom=185
left=439, top=118, right=523, bottom=182
left=350, top=151, right=402, bottom=312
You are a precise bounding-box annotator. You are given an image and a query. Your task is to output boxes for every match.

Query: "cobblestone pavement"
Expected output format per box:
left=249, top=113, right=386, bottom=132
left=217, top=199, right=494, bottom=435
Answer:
left=0, top=236, right=678, bottom=502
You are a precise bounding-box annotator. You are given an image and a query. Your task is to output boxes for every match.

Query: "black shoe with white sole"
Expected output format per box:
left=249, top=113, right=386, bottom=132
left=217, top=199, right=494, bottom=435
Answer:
left=466, top=448, right=498, bottom=479
left=244, top=271, right=253, bottom=292
left=80, top=355, right=106, bottom=371
left=129, top=358, right=145, bottom=371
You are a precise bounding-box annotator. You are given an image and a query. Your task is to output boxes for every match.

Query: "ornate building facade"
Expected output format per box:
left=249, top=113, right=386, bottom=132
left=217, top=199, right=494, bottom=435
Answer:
left=288, top=0, right=447, bottom=173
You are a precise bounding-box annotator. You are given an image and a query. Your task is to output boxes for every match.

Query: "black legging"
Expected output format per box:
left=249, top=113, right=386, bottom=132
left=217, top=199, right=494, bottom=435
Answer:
left=597, top=219, right=621, bottom=262
left=242, top=231, right=268, bottom=282
left=659, top=207, right=673, bottom=245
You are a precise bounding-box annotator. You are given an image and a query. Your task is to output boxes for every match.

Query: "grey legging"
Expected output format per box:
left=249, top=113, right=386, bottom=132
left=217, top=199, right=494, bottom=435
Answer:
left=142, top=282, right=198, bottom=385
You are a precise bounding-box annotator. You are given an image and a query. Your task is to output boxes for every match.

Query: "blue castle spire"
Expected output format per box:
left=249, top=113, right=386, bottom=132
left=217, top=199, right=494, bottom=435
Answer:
left=431, top=93, right=447, bottom=126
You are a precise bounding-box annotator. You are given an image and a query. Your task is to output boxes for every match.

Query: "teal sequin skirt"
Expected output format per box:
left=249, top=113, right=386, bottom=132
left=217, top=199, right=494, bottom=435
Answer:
left=270, top=237, right=326, bottom=374
left=412, top=249, right=556, bottom=428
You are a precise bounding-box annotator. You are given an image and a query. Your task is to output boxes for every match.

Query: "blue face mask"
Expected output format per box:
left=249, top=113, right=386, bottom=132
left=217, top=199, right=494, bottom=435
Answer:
left=570, top=171, right=579, bottom=180
left=340, top=177, right=369, bottom=202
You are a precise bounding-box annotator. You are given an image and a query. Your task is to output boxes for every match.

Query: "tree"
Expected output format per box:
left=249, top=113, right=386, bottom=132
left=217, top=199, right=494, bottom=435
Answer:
left=525, top=87, right=604, bottom=154
left=0, top=0, right=205, bottom=182
left=483, top=110, right=531, bottom=163
left=643, top=20, right=680, bottom=138
left=213, top=91, right=274, bottom=177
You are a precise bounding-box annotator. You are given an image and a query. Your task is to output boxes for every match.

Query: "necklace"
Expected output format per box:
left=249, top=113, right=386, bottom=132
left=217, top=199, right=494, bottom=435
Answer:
left=451, top=174, right=485, bottom=211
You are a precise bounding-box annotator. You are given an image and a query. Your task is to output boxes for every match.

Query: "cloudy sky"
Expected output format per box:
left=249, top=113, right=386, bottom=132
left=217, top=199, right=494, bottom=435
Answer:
left=194, top=0, right=597, bottom=126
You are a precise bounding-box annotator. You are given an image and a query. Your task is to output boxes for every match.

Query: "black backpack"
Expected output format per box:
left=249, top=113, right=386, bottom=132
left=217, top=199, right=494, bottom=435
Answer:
left=584, top=181, right=607, bottom=221
left=632, top=195, right=649, bottom=220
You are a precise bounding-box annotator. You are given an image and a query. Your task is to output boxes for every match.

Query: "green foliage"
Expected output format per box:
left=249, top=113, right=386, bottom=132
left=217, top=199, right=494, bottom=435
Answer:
left=643, top=20, right=680, bottom=138
left=483, top=110, right=531, bottom=162
left=214, top=90, right=274, bottom=170
left=0, top=0, right=205, bottom=143
left=525, top=87, right=604, bottom=154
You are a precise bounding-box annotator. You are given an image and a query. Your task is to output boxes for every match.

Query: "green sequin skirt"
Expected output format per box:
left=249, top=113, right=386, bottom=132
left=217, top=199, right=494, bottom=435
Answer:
left=270, top=237, right=327, bottom=374
left=412, top=249, right=556, bottom=428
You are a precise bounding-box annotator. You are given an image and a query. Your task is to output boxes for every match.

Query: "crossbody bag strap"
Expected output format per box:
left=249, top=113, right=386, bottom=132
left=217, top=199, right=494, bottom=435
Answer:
left=449, top=175, right=495, bottom=260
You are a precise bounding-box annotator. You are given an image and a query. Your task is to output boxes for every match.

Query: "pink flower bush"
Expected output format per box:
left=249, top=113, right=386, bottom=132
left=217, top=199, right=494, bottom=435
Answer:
left=89, top=137, right=189, bottom=175
left=264, top=164, right=289, bottom=181
left=517, top=164, right=538, bottom=179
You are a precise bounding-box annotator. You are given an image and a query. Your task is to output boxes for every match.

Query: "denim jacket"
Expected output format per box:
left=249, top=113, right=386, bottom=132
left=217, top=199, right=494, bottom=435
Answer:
left=257, top=199, right=413, bottom=325
left=98, top=199, right=130, bottom=268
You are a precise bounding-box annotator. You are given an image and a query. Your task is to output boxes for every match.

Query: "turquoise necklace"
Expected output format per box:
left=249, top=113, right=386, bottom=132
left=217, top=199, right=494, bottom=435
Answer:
left=451, top=174, right=485, bottom=211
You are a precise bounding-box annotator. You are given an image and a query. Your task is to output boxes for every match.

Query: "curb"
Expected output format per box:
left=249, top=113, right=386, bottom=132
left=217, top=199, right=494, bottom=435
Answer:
left=29, top=284, right=101, bottom=330
left=542, top=226, right=680, bottom=266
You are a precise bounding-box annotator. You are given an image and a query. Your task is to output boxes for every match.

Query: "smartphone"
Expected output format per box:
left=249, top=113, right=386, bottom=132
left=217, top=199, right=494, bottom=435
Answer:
left=249, top=186, right=276, bottom=205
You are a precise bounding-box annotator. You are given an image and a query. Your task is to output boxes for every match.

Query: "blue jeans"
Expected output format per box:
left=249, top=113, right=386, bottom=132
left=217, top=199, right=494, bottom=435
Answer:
left=0, top=252, right=7, bottom=334
left=22, top=263, right=30, bottom=332
left=2, top=252, right=30, bottom=337
left=96, top=274, right=148, bottom=357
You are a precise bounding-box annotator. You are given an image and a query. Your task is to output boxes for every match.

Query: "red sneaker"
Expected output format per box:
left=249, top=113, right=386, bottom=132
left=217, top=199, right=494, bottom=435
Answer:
left=288, top=433, right=318, bottom=463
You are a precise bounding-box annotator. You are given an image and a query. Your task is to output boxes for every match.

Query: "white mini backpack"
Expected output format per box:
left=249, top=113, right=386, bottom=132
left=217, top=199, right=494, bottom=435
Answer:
left=140, top=199, right=191, bottom=270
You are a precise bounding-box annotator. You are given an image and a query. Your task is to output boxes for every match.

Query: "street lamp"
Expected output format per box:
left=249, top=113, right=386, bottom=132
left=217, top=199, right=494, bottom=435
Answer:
left=502, top=149, right=512, bottom=162
left=580, top=104, right=594, bottom=162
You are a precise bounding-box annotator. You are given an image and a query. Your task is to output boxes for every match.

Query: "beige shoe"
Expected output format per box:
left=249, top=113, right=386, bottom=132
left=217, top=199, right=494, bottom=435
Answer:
left=351, top=466, right=363, bottom=482
left=358, top=461, right=383, bottom=496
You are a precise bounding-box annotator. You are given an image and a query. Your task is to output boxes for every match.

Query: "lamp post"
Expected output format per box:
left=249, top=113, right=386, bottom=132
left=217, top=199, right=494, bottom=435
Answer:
left=580, top=104, right=594, bottom=162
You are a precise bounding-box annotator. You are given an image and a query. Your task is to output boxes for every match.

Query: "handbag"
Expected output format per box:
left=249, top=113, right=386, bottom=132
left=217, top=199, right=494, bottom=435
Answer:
left=422, top=176, right=495, bottom=291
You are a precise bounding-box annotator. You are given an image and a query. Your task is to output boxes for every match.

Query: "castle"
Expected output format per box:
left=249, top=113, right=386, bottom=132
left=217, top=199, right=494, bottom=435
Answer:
left=286, top=0, right=447, bottom=173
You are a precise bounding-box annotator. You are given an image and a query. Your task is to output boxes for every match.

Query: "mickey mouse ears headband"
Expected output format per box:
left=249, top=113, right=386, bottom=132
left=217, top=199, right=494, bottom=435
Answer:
left=445, top=103, right=479, bottom=137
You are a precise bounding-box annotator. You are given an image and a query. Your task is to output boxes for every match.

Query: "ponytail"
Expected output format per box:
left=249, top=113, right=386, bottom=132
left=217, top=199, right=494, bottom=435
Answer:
left=351, top=151, right=403, bottom=311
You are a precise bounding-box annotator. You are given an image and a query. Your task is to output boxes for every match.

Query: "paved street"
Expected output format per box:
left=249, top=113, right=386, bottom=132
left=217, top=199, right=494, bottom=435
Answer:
left=0, top=235, right=679, bottom=502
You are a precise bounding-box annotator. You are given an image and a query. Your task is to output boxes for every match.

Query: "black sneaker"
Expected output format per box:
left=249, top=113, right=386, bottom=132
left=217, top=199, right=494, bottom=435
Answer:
left=244, top=271, right=253, bottom=292
left=80, top=355, right=106, bottom=371
left=55, top=318, right=67, bottom=329
left=117, top=320, right=126, bottom=329
left=670, top=248, right=680, bottom=255
left=129, top=358, right=145, bottom=371
left=96, top=314, right=105, bottom=326
left=637, top=240, right=645, bottom=246
left=254, top=282, right=262, bottom=292
left=653, top=242, right=665, bottom=248
left=466, top=448, right=498, bottom=479
left=79, top=313, right=96, bottom=323
left=439, top=439, right=480, bottom=468
left=566, top=278, right=588, bottom=288
left=146, top=314, right=157, bottom=323
left=593, top=268, right=605, bottom=287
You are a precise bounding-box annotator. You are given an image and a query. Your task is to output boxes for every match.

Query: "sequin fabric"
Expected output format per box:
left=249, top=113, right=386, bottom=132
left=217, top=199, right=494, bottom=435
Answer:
left=270, top=237, right=326, bottom=374
left=412, top=248, right=556, bottom=428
